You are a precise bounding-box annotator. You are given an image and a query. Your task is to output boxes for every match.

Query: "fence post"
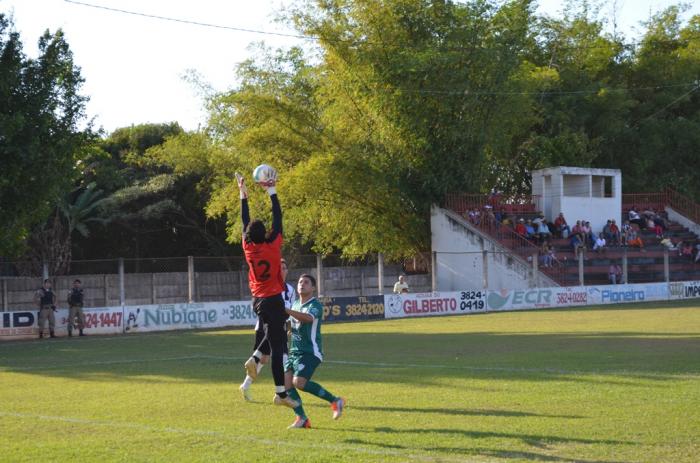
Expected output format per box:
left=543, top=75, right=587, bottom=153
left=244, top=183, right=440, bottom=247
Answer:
left=104, top=274, right=108, bottom=306
left=431, top=251, right=437, bottom=292
left=532, top=252, right=539, bottom=288
left=482, top=250, right=489, bottom=289
left=118, top=258, right=125, bottom=306
left=239, top=261, right=246, bottom=300
left=377, top=253, right=384, bottom=295
left=360, top=269, right=365, bottom=296
left=187, top=256, right=195, bottom=303
left=42, top=262, right=49, bottom=281
left=151, top=273, right=157, bottom=304
left=316, top=254, right=324, bottom=297
left=622, top=248, right=628, bottom=284
left=578, top=248, right=585, bottom=286
left=663, top=249, right=670, bottom=283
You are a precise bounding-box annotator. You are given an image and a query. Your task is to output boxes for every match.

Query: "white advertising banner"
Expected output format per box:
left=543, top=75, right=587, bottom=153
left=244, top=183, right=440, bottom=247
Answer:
left=122, top=300, right=257, bottom=333
left=384, top=290, right=486, bottom=319
left=668, top=281, right=700, bottom=300
left=486, top=286, right=587, bottom=312
left=585, top=282, right=668, bottom=306
left=0, top=306, right=124, bottom=340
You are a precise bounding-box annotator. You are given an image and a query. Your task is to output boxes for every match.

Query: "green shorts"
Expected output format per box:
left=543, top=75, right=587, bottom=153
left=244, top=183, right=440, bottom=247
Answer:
left=285, top=353, right=321, bottom=380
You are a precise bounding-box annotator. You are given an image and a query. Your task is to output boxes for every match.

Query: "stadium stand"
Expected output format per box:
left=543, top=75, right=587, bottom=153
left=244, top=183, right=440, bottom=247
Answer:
left=444, top=189, right=700, bottom=286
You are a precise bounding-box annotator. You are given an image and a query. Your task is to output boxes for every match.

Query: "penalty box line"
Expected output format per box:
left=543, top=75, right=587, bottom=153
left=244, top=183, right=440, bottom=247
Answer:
left=0, top=411, right=478, bottom=463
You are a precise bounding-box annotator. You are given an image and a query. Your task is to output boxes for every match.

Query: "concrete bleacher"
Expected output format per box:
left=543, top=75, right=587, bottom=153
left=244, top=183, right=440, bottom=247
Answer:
left=541, top=211, right=699, bottom=285
left=444, top=190, right=700, bottom=286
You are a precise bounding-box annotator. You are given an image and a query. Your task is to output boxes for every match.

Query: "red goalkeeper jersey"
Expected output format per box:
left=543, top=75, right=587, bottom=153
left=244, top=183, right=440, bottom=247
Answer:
left=243, top=233, right=284, bottom=297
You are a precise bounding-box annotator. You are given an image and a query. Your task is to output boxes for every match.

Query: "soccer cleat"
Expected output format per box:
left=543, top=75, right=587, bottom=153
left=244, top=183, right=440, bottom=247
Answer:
left=273, top=394, right=300, bottom=409
left=331, top=397, right=346, bottom=420
left=287, top=416, right=311, bottom=429
left=239, top=384, right=252, bottom=402
left=244, top=357, right=258, bottom=380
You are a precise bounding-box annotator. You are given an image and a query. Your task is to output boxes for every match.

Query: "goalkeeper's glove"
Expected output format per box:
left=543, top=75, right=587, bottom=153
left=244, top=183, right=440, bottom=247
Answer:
left=235, top=172, right=248, bottom=199
left=263, top=174, right=277, bottom=196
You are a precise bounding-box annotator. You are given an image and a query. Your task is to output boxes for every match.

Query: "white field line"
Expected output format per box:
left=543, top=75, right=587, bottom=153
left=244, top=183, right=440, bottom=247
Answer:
left=2, top=355, right=207, bottom=371
left=200, top=355, right=700, bottom=379
left=0, top=411, right=482, bottom=463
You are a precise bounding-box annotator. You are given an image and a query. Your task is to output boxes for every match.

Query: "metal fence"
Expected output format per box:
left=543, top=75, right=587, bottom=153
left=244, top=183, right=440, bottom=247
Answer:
left=434, top=247, right=693, bottom=290
left=0, top=254, right=432, bottom=312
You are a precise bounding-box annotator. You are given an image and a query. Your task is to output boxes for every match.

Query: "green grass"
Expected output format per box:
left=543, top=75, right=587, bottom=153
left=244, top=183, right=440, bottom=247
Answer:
left=1, top=300, right=699, bottom=463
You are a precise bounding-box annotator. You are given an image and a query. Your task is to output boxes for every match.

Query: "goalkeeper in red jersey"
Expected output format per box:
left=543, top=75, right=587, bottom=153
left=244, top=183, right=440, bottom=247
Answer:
left=236, top=171, right=298, bottom=408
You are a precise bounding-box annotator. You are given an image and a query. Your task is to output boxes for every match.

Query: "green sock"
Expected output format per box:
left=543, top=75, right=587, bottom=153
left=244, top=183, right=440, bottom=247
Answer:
left=287, top=388, right=306, bottom=418
left=303, top=381, right=336, bottom=403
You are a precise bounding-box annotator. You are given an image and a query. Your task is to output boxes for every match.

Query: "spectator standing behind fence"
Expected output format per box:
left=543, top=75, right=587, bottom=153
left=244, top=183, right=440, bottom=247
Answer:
left=67, top=279, right=86, bottom=337
left=609, top=263, right=622, bottom=285
left=34, top=279, right=56, bottom=339
left=393, top=275, right=409, bottom=294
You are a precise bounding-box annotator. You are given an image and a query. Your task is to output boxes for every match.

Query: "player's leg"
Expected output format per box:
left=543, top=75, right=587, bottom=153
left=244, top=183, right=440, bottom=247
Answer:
left=293, top=354, right=346, bottom=420
left=285, top=356, right=310, bottom=429
left=245, top=304, right=268, bottom=380
left=240, top=326, right=271, bottom=400
left=263, top=295, right=298, bottom=407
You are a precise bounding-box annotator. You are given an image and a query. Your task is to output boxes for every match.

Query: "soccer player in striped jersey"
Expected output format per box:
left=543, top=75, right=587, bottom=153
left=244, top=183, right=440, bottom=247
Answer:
left=237, top=172, right=298, bottom=408
left=283, top=273, right=345, bottom=429
left=239, top=258, right=296, bottom=401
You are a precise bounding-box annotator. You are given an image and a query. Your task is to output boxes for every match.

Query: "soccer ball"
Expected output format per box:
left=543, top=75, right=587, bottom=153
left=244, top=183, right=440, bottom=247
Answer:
left=252, top=164, right=277, bottom=186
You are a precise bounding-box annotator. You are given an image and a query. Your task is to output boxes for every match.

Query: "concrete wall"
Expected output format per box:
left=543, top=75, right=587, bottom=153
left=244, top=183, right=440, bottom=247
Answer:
left=0, top=265, right=432, bottom=311
left=666, top=207, right=700, bottom=237
left=430, top=206, right=556, bottom=290
left=532, top=166, right=621, bottom=233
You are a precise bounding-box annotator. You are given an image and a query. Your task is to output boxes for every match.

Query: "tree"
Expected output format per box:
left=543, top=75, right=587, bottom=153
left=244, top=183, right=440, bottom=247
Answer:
left=71, top=124, right=235, bottom=260
left=193, top=0, right=541, bottom=258
left=24, top=183, right=109, bottom=275
left=0, top=13, right=92, bottom=257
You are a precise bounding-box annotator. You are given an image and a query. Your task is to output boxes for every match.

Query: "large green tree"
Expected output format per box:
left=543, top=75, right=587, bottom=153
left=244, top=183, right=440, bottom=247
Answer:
left=194, top=0, right=543, bottom=259
left=0, top=13, right=92, bottom=256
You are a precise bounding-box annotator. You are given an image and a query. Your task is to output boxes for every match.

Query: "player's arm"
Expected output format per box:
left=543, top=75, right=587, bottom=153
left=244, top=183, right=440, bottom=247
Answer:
left=236, top=173, right=250, bottom=236
left=285, top=307, right=314, bottom=324
left=267, top=183, right=282, bottom=240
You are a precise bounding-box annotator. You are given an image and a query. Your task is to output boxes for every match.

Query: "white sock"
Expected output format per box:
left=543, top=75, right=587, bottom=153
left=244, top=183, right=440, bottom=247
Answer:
left=241, top=376, right=253, bottom=389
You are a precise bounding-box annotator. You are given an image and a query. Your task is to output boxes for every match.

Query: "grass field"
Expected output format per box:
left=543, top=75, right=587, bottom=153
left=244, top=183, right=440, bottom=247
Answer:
left=1, top=300, right=699, bottom=463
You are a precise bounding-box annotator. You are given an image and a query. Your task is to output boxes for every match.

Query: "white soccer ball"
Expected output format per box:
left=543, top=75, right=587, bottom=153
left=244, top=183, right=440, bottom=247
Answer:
left=252, top=164, right=277, bottom=186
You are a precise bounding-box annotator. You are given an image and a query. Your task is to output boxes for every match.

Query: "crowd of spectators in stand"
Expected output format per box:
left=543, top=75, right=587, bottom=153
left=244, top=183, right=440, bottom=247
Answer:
left=463, top=202, right=700, bottom=267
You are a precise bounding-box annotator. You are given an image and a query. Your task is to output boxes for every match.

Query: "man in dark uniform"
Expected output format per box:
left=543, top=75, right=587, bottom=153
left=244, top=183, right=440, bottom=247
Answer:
left=237, top=170, right=298, bottom=408
left=67, top=279, right=86, bottom=337
left=34, top=279, right=56, bottom=339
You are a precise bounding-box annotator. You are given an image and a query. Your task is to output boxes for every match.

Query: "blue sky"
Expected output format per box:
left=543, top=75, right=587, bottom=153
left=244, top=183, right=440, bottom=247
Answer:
left=2, top=0, right=698, bottom=133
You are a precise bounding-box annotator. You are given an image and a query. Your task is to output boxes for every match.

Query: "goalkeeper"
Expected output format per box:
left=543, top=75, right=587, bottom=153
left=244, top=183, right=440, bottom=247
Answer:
left=237, top=171, right=298, bottom=409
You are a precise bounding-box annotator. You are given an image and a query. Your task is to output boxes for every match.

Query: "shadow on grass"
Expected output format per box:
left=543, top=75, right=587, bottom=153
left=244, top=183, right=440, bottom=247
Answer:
left=365, top=426, right=632, bottom=445
left=342, top=437, right=632, bottom=463
left=0, top=329, right=698, bottom=385
left=350, top=405, right=582, bottom=419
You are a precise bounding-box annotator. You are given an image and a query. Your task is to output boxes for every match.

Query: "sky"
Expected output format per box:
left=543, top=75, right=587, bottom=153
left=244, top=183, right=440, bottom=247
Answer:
left=2, top=0, right=699, bottom=134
